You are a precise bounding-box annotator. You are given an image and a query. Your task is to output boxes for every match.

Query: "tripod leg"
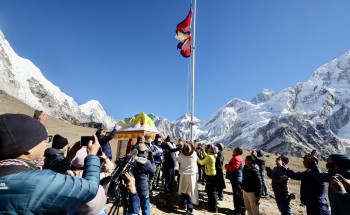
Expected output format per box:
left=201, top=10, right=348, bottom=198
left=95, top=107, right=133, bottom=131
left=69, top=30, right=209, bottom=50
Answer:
left=109, top=199, right=121, bottom=215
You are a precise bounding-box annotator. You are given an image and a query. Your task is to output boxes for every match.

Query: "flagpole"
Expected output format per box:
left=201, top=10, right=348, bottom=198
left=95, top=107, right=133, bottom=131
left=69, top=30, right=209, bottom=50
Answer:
left=190, top=0, right=196, bottom=144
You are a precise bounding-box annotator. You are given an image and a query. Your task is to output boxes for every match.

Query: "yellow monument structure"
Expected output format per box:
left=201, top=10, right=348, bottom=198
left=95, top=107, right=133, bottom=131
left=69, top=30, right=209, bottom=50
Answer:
left=113, top=112, right=160, bottom=159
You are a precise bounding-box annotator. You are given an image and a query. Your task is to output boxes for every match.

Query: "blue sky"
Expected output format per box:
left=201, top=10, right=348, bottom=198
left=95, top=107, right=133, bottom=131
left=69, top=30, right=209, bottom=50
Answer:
left=1, top=1, right=350, bottom=122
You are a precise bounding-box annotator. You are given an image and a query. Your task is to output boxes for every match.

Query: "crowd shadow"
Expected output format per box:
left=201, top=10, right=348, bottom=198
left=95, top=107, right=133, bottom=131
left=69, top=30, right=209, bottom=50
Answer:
left=150, top=190, right=181, bottom=213
left=151, top=183, right=235, bottom=214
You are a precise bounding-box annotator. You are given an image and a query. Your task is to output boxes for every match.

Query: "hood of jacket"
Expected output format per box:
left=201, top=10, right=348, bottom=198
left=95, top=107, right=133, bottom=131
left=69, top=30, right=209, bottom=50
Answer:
left=44, top=148, right=64, bottom=158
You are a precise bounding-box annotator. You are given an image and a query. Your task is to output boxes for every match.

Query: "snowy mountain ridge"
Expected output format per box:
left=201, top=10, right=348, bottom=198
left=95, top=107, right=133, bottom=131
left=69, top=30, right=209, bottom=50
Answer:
left=1, top=29, right=350, bottom=158
left=0, top=30, right=116, bottom=129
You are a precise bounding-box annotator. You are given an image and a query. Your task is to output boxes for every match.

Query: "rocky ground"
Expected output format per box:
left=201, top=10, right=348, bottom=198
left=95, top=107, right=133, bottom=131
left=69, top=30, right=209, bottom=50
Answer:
left=0, top=92, right=328, bottom=215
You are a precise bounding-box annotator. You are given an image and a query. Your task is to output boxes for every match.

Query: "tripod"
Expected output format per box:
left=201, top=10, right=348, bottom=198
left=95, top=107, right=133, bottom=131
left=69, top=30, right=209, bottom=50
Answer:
left=108, top=184, right=129, bottom=215
left=104, top=150, right=138, bottom=215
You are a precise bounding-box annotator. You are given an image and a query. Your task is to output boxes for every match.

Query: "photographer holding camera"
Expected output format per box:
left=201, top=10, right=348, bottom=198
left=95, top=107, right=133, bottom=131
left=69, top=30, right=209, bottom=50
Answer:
left=0, top=114, right=101, bottom=214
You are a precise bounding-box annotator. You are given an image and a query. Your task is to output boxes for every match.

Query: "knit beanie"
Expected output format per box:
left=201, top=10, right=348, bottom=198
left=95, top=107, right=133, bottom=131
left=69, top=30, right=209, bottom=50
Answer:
left=52, top=134, right=68, bottom=149
left=0, top=113, right=48, bottom=160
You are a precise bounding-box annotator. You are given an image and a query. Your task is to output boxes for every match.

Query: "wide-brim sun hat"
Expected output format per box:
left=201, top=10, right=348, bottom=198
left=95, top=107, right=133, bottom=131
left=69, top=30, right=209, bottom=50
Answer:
left=216, top=143, right=224, bottom=151
left=182, top=142, right=195, bottom=156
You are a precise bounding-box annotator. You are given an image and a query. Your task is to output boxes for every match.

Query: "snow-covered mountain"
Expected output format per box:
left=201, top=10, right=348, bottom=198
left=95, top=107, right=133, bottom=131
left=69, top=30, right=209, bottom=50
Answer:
left=190, top=52, right=350, bottom=158
left=2, top=28, right=350, bottom=158
left=155, top=51, right=350, bottom=158
left=0, top=30, right=115, bottom=128
left=154, top=113, right=201, bottom=140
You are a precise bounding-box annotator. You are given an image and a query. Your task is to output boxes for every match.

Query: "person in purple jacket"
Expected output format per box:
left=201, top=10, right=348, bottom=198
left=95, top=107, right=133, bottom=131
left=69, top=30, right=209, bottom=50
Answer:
left=278, top=155, right=329, bottom=215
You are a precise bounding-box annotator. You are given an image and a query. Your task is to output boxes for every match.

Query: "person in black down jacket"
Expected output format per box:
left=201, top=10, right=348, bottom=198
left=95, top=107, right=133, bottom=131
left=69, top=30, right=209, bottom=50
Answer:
left=215, top=143, right=226, bottom=201
left=242, top=155, right=261, bottom=215
left=251, top=150, right=269, bottom=197
left=43, top=134, right=69, bottom=173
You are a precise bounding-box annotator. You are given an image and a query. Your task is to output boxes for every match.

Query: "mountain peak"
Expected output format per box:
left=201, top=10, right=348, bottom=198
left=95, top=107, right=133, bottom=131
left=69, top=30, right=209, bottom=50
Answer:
left=251, top=89, right=276, bottom=104
left=174, top=113, right=201, bottom=125
left=79, top=100, right=103, bottom=115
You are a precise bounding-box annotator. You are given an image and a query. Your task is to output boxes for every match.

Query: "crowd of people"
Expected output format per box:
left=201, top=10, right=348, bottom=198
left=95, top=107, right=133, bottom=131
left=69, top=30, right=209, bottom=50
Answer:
left=0, top=111, right=350, bottom=215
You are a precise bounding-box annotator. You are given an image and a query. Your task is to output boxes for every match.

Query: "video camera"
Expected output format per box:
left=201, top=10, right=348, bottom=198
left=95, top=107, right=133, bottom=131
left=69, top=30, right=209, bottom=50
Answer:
left=102, top=149, right=138, bottom=214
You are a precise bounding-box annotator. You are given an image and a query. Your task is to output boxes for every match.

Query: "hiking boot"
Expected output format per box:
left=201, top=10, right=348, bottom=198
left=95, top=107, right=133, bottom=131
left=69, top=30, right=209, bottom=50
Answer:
left=186, top=209, right=194, bottom=215
left=179, top=203, right=186, bottom=210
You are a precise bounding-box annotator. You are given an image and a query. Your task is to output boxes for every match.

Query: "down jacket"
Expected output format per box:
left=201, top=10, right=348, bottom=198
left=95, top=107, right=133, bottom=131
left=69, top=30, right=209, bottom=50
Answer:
left=98, top=128, right=117, bottom=159
left=309, top=154, right=350, bottom=215
left=197, top=151, right=217, bottom=176
left=0, top=155, right=100, bottom=214
left=132, top=153, right=156, bottom=199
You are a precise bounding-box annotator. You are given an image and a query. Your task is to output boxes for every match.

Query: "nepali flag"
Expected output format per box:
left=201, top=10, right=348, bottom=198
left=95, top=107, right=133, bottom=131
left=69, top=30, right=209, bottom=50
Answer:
left=175, top=6, right=192, bottom=58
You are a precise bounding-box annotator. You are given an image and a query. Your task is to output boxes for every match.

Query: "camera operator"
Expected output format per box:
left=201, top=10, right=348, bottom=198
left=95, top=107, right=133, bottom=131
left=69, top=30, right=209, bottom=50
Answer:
left=132, top=143, right=156, bottom=215
left=0, top=114, right=101, bottom=214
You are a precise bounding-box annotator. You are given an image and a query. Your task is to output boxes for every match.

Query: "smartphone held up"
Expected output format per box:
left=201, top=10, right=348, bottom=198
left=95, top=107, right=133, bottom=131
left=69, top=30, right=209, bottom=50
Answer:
left=80, top=136, right=94, bottom=146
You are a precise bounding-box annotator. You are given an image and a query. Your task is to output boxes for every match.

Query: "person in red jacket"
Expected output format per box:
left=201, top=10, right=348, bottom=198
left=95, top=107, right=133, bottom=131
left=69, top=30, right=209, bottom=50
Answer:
left=225, top=147, right=245, bottom=215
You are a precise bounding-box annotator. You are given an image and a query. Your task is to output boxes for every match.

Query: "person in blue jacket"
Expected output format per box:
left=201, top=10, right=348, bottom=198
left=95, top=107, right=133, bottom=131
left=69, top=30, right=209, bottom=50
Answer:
left=308, top=153, right=350, bottom=215
left=278, top=155, right=329, bottom=215
left=0, top=113, right=101, bottom=214
left=96, top=124, right=118, bottom=160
